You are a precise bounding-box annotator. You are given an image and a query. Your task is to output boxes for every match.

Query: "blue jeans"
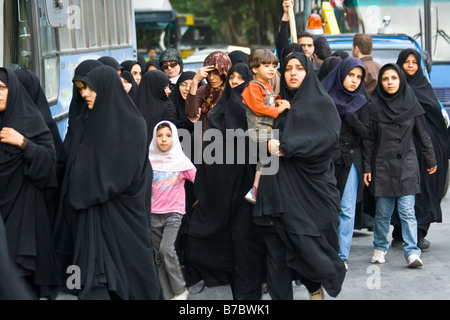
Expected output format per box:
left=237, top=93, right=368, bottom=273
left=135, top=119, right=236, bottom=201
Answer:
left=373, top=196, right=421, bottom=260
left=338, top=163, right=358, bottom=262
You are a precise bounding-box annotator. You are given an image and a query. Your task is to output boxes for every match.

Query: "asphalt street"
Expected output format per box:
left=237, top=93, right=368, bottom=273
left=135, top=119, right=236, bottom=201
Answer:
left=56, top=193, right=450, bottom=301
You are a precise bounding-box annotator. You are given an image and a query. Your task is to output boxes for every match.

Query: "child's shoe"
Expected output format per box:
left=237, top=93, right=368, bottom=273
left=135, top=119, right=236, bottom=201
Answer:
left=245, top=186, right=257, bottom=204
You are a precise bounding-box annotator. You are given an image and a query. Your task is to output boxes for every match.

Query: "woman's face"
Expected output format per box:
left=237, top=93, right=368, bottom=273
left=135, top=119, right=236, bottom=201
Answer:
left=179, top=79, right=192, bottom=100
left=0, top=80, right=8, bottom=112
left=162, top=61, right=181, bottom=79
left=402, top=53, right=419, bottom=78
left=164, top=84, right=171, bottom=98
left=343, top=67, right=364, bottom=92
left=229, top=71, right=245, bottom=88
left=284, top=58, right=306, bottom=89
left=131, top=64, right=142, bottom=85
left=74, top=80, right=97, bottom=109
left=207, top=69, right=224, bottom=89
left=156, top=126, right=173, bottom=152
left=381, top=69, right=400, bottom=95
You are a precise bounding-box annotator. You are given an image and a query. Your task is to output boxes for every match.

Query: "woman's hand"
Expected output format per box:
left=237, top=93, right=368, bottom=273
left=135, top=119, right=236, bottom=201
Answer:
left=268, top=139, right=284, bottom=157
left=188, top=108, right=202, bottom=123
left=363, top=173, right=371, bottom=187
left=427, top=165, right=437, bottom=175
left=276, top=99, right=291, bottom=114
left=193, top=65, right=215, bottom=84
left=0, top=127, right=26, bottom=149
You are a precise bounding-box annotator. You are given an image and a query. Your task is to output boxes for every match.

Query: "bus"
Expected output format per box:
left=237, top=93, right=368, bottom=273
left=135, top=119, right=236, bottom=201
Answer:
left=300, top=0, right=450, bottom=111
left=134, top=0, right=213, bottom=59
left=1, top=0, right=137, bottom=140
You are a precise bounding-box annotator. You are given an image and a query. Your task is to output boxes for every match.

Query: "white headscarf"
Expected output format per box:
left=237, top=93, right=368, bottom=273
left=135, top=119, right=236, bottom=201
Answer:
left=149, top=121, right=195, bottom=172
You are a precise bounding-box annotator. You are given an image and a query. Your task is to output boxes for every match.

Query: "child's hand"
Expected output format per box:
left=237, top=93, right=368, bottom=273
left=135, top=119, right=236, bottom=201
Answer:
left=276, top=100, right=291, bottom=114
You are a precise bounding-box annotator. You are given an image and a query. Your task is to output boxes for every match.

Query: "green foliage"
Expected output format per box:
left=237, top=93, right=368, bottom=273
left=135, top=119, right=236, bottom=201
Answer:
left=170, top=0, right=284, bottom=46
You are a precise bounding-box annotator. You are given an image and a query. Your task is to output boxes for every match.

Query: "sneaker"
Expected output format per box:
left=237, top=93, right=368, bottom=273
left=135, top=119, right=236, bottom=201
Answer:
left=418, top=238, right=431, bottom=250
left=371, top=249, right=386, bottom=264
left=344, top=261, right=349, bottom=272
left=170, top=288, right=189, bottom=300
left=245, top=187, right=257, bottom=204
left=407, top=254, right=423, bottom=268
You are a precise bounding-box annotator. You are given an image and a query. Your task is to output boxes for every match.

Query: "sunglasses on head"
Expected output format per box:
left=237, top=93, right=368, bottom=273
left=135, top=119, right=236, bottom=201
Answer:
left=162, top=61, right=179, bottom=70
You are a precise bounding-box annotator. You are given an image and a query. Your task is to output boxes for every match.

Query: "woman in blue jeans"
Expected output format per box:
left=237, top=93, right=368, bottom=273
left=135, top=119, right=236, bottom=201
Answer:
left=363, top=64, right=437, bottom=268
left=321, top=57, right=371, bottom=271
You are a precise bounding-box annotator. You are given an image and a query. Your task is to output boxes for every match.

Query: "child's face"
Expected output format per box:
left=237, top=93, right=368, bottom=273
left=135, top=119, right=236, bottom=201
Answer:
left=252, top=63, right=277, bottom=82
left=156, top=127, right=173, bottom=152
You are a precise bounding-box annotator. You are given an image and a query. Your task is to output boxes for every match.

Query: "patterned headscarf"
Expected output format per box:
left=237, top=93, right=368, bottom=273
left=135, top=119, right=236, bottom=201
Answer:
left=200, top=51, right=232, bottom=114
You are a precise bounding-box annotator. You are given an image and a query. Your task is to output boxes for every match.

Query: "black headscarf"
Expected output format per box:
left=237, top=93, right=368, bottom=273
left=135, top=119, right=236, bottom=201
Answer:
left=318, top=55, right=342, bottom=81
left=64, top=60, right=102, bottom=151
left=396, top=48, right=450, bottom=155
left=279, top=43, right=304, bottom=70
left=144, top=58, right=161, bottom=73
left=15, top=69, right=66, bottom=170
left=321, top=56, right=368, bottom=116
left=169, top=71, right=196, bottom=123
left=0, top=68, right=59, bottom=298
left=120, top=70, right=138, bottom=102
left=98, top=56, right=124, bottom=72
left=135, top=70, right=172, bottom=143
left=228, top=50, right=249, bottom=65
left=371, top=63, right=424, bottom=124
left=314, top=36, right=332, bottom=60
left=120, top=60, right=141, bottom=73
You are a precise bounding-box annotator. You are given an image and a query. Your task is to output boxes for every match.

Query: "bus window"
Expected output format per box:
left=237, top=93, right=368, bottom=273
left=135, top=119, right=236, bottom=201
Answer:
left=108, top=0, right=118, bottom=46
left=2, top=0, right=34, bottom=70
left=37, top=0, right=59, bottom=103
left=85, top=0, right=98, bottom=48
left=117, top=0, right=127, bottom=45
left=71, top=0, right=87, bottom=49
left=97, top=0, right=108, bottom=46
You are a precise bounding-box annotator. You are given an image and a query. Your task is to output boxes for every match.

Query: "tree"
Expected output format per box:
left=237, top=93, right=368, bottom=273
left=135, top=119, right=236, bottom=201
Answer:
left=170, top=0, right=284, bottom=46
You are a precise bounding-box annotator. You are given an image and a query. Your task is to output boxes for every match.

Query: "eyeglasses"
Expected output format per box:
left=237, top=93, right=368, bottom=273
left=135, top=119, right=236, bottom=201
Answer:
left=162, top=61, right=179, bottom=70
left=179, top=82, right=191, bottom=89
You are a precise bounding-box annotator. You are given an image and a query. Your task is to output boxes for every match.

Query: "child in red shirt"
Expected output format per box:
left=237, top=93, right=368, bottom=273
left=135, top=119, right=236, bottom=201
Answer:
left=242, top=48, right=290, bottom=204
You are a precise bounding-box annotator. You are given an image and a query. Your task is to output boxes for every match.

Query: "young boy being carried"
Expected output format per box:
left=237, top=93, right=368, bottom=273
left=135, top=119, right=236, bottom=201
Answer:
left=242, top=48, right=290, bottom=204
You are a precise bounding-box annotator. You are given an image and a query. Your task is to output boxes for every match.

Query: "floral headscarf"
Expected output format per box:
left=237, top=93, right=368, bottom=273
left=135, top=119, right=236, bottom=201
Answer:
left=200, top=51, right=232, bottom=114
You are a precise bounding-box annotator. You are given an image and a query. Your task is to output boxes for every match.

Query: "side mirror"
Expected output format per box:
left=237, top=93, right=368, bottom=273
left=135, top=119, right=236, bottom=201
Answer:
left=421, top=50, right=432, bottom=74
left=45, top=0, right=69, bottom=28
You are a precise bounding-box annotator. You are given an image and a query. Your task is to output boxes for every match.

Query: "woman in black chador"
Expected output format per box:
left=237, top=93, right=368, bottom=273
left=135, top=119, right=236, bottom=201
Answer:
left=56, top=65, right=162, bottom=300
left=390, top=49, right=450, bottom=249
left=0, top=68, right=60, bottom=299
left=184, top=63, right=266, bottom=300
left=253, top=52, right=346, bottom=300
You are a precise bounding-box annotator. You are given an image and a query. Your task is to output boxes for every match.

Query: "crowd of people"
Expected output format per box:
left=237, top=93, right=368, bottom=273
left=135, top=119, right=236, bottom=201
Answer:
left=1, top=0, right=450, bottom=301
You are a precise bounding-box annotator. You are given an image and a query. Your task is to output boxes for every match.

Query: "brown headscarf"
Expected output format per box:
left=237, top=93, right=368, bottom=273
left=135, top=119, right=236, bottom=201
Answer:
left=199, top=51, right=232, bottom=114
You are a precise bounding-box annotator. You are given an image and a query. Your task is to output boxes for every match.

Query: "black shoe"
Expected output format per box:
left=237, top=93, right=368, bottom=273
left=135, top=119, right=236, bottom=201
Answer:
left=418, top=238, right=431, bottom=250
left=391, top=239, right=405, bottom=247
